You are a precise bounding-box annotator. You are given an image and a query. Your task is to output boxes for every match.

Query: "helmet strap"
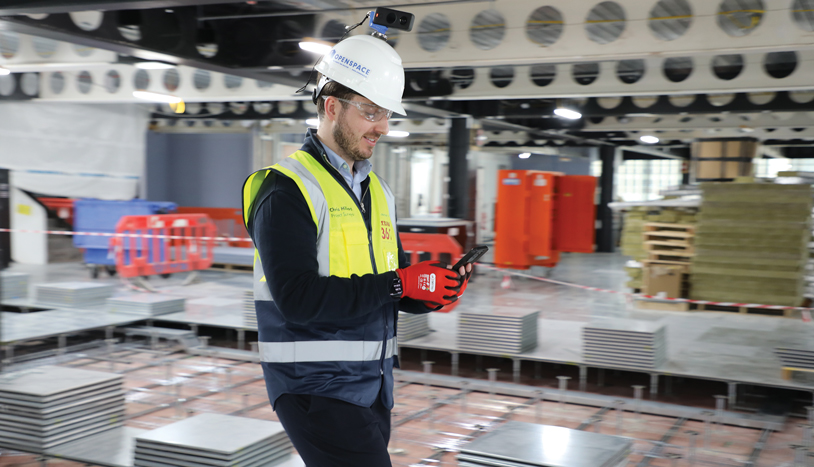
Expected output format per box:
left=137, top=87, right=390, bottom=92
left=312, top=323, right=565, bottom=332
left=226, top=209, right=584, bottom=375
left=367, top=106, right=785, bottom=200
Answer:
left=312, top=75, right=331, bottom=104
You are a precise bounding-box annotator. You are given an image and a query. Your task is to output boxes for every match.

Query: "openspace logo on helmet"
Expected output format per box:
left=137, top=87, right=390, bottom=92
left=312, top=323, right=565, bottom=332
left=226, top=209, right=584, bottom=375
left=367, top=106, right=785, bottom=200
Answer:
left=330, top=49, right=373, bottom=78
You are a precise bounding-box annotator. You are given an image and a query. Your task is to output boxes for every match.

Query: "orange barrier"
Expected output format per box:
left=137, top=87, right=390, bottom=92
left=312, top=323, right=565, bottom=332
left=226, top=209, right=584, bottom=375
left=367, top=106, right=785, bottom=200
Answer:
left=177, top=207, right=252, bottom=247
left=399, top=233, right=464, bottom=313
left=111, top=214, right=217, bottom=278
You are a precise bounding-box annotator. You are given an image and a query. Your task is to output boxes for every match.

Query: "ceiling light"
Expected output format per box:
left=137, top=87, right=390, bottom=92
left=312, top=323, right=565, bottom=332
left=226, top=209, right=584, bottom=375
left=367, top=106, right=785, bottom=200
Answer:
left=135, top=61, right=175, bottom=70
left=0, top=67, right=9, bottom=76
left=132, top=90, right=182, bottom=104
left=640, top=135, right=659, bottom=144
left=298, top=38, right=333, bottom=56
left=518, top=152, right=531, bottom=159
left=305, top=118, right=319, bottom=127
left=554, top=108, right=582, bottom=120
left=387, top=130, right=409, bottom=138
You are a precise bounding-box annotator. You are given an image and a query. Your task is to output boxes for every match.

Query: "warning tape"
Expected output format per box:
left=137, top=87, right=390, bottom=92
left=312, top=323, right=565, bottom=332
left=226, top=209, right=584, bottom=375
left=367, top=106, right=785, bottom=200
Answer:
left=476, top=264, right=814, bottom=317
left=1, top=227, right=811, bottom=317
left=0, top=228, right=251, bottom=243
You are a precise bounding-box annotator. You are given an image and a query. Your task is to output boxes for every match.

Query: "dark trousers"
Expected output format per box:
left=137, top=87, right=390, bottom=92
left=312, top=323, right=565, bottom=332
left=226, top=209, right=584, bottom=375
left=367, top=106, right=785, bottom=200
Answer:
left=275, top=392, right=392, bottom=467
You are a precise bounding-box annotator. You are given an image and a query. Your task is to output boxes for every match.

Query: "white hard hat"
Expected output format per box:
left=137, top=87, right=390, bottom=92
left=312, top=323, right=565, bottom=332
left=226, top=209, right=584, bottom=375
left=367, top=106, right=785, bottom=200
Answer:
left=314, top=34, right=406, bottom=116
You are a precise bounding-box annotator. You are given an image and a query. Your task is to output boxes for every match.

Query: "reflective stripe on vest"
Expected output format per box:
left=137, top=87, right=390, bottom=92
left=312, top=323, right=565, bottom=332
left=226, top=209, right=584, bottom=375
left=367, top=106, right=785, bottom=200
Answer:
left=259, top=336, right=398, bottom=363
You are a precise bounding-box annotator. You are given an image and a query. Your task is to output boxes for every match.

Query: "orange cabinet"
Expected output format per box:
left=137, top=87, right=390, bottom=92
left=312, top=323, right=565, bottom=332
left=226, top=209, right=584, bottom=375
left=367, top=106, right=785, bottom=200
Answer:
left=494, top=170, right=596, bottom=270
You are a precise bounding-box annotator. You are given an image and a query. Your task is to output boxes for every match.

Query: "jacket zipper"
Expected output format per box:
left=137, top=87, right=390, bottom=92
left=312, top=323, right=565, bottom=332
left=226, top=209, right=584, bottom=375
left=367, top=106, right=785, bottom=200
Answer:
left=321, top=153, right=377, bottom=275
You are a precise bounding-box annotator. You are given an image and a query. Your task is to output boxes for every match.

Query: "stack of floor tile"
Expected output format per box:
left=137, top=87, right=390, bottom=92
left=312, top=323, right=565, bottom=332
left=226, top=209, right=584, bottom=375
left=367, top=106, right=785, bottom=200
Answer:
left=775, top=344, right=814, bottom=370
left=134, top=413, right=293, bottom=467
left=398, top=312, right=430, bottom=341
left=2, top=271, right=29, bottom=300
left=213, top=246, right=254, bottom=266
left=458, top=421, right=632, bottom=467
left=458, top=307, right=538, bottom=354
left=0, top=366, right=124, bottom=453
left=243, top=290, right=257, bottom=328
left=36, top=282, right=115, bottom=307
left=690, top=183, right=812, bottom=307
left=583, top=320, right=667, bottom=370
left=107, top=294, right=185, bottom=316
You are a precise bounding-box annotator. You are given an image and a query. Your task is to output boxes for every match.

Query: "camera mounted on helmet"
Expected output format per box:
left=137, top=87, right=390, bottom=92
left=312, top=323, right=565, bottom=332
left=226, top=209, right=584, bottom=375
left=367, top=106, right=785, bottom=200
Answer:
left=298, top=7, right=413, bottom=114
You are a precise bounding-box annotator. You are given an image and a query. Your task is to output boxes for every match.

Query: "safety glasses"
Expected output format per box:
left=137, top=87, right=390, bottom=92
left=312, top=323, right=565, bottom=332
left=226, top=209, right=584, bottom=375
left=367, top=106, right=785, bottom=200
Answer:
left=325, top=96, right=393, bottom=122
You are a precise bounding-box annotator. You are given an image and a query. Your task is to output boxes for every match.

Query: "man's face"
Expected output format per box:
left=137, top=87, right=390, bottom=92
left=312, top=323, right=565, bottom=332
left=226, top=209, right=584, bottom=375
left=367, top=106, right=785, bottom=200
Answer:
left=331, top=96, right=390, bottom=162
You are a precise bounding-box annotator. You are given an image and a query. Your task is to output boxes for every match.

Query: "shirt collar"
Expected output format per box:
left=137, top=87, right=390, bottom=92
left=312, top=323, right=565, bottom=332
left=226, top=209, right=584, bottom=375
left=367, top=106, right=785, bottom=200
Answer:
left=319, top=139, right=373, bottom=181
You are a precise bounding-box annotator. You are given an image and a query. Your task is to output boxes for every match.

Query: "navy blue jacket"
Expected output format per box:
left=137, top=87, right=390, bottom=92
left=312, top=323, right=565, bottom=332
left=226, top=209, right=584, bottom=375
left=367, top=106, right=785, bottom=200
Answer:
left=245, top=129, right=430, bottom=409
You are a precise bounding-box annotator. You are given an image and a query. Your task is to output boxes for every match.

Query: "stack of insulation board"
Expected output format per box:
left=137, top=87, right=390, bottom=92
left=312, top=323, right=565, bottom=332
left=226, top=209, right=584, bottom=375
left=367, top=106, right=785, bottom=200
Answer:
left=690, top=183, right=813, bottom=307
left=397, top=312, right=430, bottom=341
left=134, top=413, right=293, bottom=467
left=35, top=282, right=114, bottom=307
left=621, top=208, right=648, bottom=262
left=243, top=289, right=257, bottom=329
left=1, top=271, right=29, bottom=301
left=458, top=307, right=538, bottom=354
left=0, top=366, right=124, bottom=453
left=457, top=421, right=632, bottom=467
left=107, top=294, right=185, bottom=316
left=582, top=320, right=667, bottom=370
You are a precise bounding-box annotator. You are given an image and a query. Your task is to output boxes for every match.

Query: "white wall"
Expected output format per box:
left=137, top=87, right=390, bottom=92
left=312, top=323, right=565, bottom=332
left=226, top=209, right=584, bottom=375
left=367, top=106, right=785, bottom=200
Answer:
left=10, top=186, right=47, bottom=265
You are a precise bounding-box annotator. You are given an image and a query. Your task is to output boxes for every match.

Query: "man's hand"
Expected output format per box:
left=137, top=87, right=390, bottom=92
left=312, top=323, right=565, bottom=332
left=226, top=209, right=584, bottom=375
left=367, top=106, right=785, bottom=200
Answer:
left=455, top=263, right=473, bottom=297
left=396, top=261, right=461, bottom=308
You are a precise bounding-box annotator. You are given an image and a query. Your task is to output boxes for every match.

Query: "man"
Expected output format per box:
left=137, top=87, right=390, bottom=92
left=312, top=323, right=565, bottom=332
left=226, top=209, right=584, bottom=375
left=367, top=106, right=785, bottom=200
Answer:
left=242, top=34, right=472, bottom=466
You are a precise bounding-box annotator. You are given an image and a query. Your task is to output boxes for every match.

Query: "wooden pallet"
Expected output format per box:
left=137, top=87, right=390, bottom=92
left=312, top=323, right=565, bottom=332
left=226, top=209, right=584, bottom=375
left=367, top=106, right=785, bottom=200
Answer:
left=210, top=263, right=253, bottom=273
left=643, top=222, right=696, bottom=235
left=634, top=298, right=794, bottom=317
left=643, top=223, right=695, bottom=263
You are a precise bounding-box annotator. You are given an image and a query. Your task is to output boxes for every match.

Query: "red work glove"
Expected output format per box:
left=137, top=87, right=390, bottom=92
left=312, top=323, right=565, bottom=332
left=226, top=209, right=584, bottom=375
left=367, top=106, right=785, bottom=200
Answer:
left=396, top=261, right=461, bottom=309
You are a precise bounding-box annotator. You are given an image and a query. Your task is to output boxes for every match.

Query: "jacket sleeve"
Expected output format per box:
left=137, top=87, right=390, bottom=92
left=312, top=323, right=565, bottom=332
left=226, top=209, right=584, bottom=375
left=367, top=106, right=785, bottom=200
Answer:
left=250, top=172, right=400, bottom=325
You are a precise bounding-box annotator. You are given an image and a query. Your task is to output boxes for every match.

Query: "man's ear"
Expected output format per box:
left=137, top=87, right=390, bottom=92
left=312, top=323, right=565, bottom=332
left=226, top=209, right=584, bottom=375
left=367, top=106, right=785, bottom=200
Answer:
left=323, top=96, right=339, bottom=122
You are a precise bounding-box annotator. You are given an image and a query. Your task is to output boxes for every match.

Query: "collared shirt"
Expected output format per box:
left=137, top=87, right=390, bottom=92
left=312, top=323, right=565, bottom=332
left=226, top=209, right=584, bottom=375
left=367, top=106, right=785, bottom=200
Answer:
left=319, top=140, right=372, bottom=202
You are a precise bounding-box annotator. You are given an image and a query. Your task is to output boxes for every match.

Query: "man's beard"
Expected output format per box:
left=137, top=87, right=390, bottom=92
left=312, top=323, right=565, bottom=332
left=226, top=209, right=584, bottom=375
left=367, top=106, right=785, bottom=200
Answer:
left=333, top=110, right=374, bottom=162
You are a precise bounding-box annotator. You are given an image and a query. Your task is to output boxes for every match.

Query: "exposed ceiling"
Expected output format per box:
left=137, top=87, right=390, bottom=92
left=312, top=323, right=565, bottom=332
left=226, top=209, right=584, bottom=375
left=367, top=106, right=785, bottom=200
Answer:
left=1, top=0, right=814, bottom=156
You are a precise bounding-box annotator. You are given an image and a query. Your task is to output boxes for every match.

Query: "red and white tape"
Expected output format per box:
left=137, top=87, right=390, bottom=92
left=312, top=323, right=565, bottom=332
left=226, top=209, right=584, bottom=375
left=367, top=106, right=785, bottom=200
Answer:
left=0, top=228, right=251, bottom=243
left=477, top=264, right=814, bottom=319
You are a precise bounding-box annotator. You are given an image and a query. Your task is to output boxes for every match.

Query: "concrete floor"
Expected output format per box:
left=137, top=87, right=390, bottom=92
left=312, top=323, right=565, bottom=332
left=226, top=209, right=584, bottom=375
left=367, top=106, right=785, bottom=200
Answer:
left=1, top=253, right=813, bottom=466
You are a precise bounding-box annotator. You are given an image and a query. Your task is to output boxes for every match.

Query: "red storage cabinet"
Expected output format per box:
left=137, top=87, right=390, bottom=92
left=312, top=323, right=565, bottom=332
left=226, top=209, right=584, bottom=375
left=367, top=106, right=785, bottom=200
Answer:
left=494, top=170, right=596, bottom=270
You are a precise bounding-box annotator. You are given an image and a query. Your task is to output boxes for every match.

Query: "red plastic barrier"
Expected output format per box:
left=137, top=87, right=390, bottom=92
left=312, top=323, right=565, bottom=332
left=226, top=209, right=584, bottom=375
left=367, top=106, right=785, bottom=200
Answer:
left=399, top=233, right=464, bottom=313
left=176, top=207, right=252, bottom=247
left=111, top=214, right=217, bottom=278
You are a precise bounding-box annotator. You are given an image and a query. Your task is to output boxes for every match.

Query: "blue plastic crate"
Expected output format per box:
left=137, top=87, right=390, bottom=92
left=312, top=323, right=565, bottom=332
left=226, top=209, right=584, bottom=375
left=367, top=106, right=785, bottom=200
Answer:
left=73, top=199, right=177, bottom=254
left=83, top=247, right=115, bottom=266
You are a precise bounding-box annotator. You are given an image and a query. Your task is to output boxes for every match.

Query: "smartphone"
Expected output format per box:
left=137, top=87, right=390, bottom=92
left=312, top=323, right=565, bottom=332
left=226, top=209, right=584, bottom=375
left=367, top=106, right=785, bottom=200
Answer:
left=453, top=245, right=489, bottom=271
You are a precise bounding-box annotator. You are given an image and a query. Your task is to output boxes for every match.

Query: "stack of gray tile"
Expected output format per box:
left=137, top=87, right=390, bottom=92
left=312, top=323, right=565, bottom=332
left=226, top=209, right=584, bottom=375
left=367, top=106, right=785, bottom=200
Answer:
left=458, top=422, right=632, bottom=467
left=0, top=366, right=124, bottom=453
left=2, top=271, right=29, bottom=300
left=107, top=294, right=185, bottom=316
left=243, top=290, right=257, bottom=329
left=397, top=312, right=430, bottom=341
left=775, top=344, right=814, bottom=370
left=134, top=413, right=293, bottom=467
left=213, top=246, right=254, bottom=266
left=458, top=307, right=538, bottom=354
left=582, top=320, right=667, bottom=370
left=36, top=282, right=114, bottom=307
